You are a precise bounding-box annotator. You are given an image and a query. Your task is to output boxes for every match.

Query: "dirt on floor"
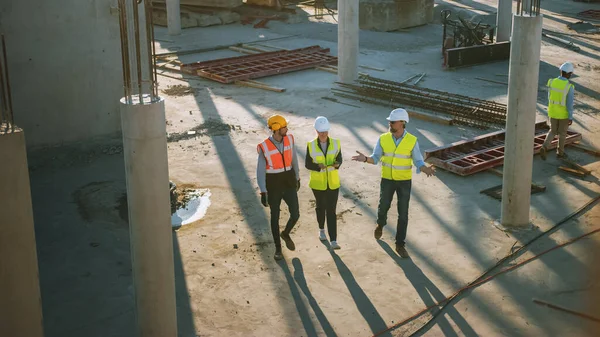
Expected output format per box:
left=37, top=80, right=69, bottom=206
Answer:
left=29, top=0, right=600, bottom=336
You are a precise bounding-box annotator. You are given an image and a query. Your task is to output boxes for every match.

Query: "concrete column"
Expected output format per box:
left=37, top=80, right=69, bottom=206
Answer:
left=0, top=128, right=44, bottom=337
left=496, top=0, right=512, bottom=42
left=501, top=14, right=543, bottom=228
left=120, top=96, right=177, bottom=337
left=166, top=0, right=181, bottom=36
left=338, top=0, right=359, bottom=83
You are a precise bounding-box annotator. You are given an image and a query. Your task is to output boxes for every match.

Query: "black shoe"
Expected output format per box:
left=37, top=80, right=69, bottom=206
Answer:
left=396, top=244, right=409, bottom=258
left=274, top=250, right=283, bottom=260
left=280, top=231, right=296, bottom=251
left=374, top=225, right=383, bottom=240
left=540, top=146, right=547, bottom=161
left=557, top=152, right=568, bottom=159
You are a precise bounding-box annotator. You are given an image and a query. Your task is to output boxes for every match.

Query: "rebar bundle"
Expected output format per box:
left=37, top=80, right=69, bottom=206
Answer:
left=0, top=35, right=15, bottom=133
left=332, top=75, right=508, bottom=129
left=117, top=0, right=159, bottom=104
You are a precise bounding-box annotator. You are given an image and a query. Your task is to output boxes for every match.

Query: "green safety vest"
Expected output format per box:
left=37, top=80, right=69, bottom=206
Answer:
left=547, top=78, right=574, bottom=120
left=307, top=138, right=341, bottom=190
left=380, top=132, right=416, bottom=181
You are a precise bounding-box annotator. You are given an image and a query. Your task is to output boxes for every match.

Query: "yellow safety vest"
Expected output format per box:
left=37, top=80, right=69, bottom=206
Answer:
left=380, top=132, right=416, bottom=181
left=547, top=78, right=574, bottom=120
left=307, top=138, right=341, bottom=190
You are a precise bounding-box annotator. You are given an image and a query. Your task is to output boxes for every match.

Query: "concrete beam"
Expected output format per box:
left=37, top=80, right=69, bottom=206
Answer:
left=0, top=129, right=44, bottom=337
left=496, top=0, right=512, bottom=42
left=120, top=97, right=177, bottom=337
left=337, top=0, right=359, bottom=83
left=501, top=14, right=543, bottom=228
left=166, top=0, right=181, bottom=35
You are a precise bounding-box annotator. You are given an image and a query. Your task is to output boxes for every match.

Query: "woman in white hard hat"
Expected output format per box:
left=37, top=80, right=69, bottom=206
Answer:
left=305, top=116, right=343, bottom=250
left=351, top=108, right=435, bottom=258
left=540, top=61, right=576, bottom=160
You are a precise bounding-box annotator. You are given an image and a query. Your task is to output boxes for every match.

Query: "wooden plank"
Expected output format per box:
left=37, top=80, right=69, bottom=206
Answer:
left=234, top=80, right=286, bottom=92
left=487, top=168, right=504, bottom=177
left=559, top=157, right=592, bottom=175
left=558, top=166, right=587, bottom=178
left=567, top=143, right=600, bottom=156
left=407, top=110, right=453, bottom=126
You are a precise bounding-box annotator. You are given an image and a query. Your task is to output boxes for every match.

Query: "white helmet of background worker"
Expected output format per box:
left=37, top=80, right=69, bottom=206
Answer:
left=559, top=62, right=574, bottom=74
left=314, top=116, right=331, bottom=132
left=386, top=108, right=409, bottom=124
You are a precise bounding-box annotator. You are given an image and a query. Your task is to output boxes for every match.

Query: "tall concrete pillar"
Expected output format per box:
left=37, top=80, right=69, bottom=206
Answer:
left=496, top=0, right=512, bottom=42
left=166, top=0, right=181, bottom=36
left=120, top=96, right=177, bottom=337
left=0, top=128, right=44, bottom=337
left=501, top=14, right=543, bottom=228
left=338, top=0, right=359, bottom=83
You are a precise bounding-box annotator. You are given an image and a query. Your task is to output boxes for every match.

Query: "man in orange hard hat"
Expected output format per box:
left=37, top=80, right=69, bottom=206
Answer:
left=257, top=114, right=301, bottom=260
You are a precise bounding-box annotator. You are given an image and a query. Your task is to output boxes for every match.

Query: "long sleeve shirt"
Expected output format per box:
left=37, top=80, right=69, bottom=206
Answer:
left=369, top=130, right=426, bottom=173
left=305, top=138, right=343, bottom=172
left=256, top=135, right=300, bottom=193
left=547, top=76, right=574, bottom=120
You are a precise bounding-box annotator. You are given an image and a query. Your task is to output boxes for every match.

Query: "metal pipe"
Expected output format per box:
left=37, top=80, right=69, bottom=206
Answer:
left=144, top=0, right=154, bottom=101
left=133, top=0, right=143, bottom=103
left=1, top=35, right=14, bottom=132
left=0, top=38, right=7, bottom=129
left=118, top=0, right=129, bottom=100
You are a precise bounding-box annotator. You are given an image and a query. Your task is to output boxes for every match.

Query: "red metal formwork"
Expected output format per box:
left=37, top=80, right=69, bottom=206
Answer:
left=180, top=46, right=338, bottom=83
left=424, top=121, right=583, bottom=176
left=578, top=10, right=600, bottom=20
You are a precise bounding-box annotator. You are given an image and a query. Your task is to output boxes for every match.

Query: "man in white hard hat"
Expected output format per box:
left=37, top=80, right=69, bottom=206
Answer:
left=540, top=62, right=575, bottom=160
left=352, top=108, right=435, bottom=258
left=305, top=116, right=343, bottom=250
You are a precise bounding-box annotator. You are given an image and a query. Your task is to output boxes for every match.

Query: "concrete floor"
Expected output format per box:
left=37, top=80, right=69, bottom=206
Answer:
left=27, top=0, right=600, bottom=336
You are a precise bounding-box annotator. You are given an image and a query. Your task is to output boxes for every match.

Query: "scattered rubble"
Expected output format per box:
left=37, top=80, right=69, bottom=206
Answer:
left=162, top=84, right=197, bottom=97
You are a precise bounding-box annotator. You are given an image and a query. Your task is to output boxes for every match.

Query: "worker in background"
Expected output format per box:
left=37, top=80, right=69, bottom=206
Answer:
left=257, top=114, right=301, bottom=260
left=352, top=108, right=436, bottom=258
left=305, top=116, right=343, bottom=250
left=540, top=62, right=575, bottom=160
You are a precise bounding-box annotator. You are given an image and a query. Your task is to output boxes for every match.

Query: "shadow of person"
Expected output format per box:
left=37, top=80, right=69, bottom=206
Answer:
left=292, top=258, right=338, bottom=337
left=276, top=259, right=320, bottom=337
left=378, top=241, right=479, bottom=337
left=323, top=242, right=392, bottom=336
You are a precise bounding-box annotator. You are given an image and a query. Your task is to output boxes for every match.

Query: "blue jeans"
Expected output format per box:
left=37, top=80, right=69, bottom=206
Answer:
left=268, top=187, right=300, bottom=248
left=376, top=178, right=412, bottom=245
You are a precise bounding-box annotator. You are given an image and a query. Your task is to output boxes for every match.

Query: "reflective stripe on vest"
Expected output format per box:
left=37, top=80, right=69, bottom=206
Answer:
left=547, top=78, right=573, bottom=120
left=257, top=135, right=294, bottom=174
left=380, top=132, right=416, bottom=181
left=307, top=138, right=341, bottom=190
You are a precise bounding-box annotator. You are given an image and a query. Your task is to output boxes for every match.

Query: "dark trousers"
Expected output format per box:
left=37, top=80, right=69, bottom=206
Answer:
left=268, top=187, right=300, bottom=249
left=376, top=178, right=412, bottom=245
left=311, top=188, right=339, bottom=241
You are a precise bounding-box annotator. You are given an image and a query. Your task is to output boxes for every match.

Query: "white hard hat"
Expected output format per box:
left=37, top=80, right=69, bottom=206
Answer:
left=559, top=62, right=574, bottom=73
left=314, top=116, right=330, bottom=132
left=386, top=108, right=409, bottom=123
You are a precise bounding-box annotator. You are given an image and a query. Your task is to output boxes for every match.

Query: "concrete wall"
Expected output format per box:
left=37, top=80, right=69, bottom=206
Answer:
left=359, top=0, right=434, bottom=32
left=0, top=0, right=124, bottom=147
left=0, top=129, right=44, bottom=337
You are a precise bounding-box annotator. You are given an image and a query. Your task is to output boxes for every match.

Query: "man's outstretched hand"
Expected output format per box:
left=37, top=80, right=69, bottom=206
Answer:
left=421, top=165, right=436, bottom=177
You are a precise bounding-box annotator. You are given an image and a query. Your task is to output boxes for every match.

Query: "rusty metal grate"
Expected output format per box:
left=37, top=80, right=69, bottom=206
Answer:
left=424, top=121, right=583, bottom=176
left=578, top=10, right=600, bottom=20
left=180, top=46, right=337, bottom=84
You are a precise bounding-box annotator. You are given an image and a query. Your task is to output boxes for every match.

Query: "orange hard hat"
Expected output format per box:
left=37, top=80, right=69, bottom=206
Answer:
left=267, top=114, right=287, bottom=131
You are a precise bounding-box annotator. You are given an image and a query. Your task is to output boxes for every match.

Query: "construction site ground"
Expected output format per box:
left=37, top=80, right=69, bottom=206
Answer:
left=28, top=0, right=600, bottom=336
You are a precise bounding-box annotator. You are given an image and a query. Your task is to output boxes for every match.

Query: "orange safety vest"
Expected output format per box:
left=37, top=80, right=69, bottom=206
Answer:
left=257, top=135, right=294, bottom=174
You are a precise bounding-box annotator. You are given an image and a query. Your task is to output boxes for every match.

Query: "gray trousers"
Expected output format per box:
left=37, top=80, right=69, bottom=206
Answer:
left=541, top=118, right=570, bottom=155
